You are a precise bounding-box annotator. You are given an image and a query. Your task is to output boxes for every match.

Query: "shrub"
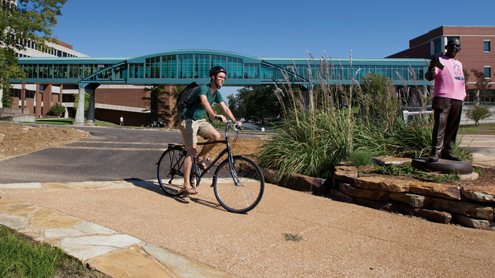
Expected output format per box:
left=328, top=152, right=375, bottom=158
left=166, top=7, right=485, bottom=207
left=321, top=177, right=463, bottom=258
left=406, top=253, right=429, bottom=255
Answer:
left=466, top=105, right=492, bottom=126
left=257, top=56, right=467, bottom=179
left=49, top=103, right=66, bottom=116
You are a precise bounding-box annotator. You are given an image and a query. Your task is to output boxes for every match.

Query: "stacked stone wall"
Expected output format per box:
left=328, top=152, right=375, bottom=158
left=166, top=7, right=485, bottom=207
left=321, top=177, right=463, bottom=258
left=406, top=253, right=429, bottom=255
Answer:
left=264, top=166, right=495, bottom=231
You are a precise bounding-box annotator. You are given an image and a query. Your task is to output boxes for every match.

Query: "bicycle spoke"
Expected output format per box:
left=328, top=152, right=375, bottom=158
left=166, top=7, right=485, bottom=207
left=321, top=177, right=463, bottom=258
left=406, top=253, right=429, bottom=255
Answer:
left=157, top=148, right=185, bottom=196
left=214, top=156, right=264, bottom=213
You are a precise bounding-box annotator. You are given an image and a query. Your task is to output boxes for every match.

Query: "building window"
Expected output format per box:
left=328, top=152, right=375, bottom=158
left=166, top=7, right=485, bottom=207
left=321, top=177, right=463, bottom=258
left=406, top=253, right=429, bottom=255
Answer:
left=434, top=38, right=442, bottom=54
left=484, top=41, right=491, bottom=52
left=485, top=67, right=491, bottom=79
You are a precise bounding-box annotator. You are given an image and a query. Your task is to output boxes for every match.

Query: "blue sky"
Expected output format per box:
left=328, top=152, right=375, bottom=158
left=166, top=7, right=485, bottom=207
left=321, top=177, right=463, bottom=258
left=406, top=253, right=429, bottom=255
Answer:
left=52, top=0, right=495, bottom=98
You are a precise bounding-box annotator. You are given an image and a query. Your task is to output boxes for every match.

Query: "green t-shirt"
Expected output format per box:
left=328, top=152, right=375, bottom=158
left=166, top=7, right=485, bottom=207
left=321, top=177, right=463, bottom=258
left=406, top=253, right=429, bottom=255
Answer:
left=181, top=84, right=224, bottom=121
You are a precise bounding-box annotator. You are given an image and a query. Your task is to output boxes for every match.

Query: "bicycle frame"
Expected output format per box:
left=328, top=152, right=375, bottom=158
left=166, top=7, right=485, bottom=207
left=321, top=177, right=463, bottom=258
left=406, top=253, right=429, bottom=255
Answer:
left=160, top=123, right=242, bottom=186
left=196, top=123, right=241, bottom=185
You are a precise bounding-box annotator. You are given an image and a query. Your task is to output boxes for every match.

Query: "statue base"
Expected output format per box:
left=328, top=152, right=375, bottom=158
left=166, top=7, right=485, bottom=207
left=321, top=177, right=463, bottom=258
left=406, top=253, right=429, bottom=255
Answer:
left=411, top=158, right=473, bottom=174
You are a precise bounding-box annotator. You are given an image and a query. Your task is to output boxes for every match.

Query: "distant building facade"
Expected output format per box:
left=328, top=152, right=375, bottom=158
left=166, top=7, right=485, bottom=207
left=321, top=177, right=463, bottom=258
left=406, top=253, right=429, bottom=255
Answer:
left=388, top=26, right=495, bottom=99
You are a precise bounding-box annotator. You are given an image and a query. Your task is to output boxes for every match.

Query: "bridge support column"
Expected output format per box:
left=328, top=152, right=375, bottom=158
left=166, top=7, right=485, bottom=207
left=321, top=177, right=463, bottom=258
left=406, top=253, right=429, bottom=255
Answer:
left=74, top=87, right=86, bottom=126
left=74, top=83, right=99, bottom=126
left=86, top=90, right=95, bottom=126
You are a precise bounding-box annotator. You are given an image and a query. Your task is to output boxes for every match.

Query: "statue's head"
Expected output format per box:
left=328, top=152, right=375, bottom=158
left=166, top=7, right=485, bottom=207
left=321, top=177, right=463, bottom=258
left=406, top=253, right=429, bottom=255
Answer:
left=445, top=38, right=461, bottom=58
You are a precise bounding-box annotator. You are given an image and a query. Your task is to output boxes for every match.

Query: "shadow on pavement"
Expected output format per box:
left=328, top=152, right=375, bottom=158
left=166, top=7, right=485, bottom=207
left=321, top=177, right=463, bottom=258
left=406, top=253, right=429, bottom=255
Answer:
left=123, top=178, right=225, bottom=211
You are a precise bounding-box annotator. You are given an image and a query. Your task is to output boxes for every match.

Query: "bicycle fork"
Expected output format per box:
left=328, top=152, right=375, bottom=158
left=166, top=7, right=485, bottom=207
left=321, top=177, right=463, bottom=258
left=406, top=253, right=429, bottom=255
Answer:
left=228, top=156, right=242, bottom=186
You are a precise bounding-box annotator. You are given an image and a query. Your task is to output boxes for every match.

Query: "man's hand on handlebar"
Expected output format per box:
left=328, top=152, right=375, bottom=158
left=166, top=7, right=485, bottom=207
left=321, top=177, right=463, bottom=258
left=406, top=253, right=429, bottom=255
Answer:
left=214, top=115, right=227, bottom=123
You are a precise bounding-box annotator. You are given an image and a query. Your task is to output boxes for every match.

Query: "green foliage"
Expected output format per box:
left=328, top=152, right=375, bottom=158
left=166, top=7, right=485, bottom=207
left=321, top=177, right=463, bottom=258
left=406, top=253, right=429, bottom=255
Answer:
left=1, top=88, right=13, bottom=108
left=371, top=163, right=461, bottom=183
left=0, top=226, right=107, bottom=277
left=48, top=102, right=65, bottom=115
left=228, top=85, right=285, bottom=120
left=347, top=150, right=373, bottom=167
left=257, top=62, right=467, bottom=179
left=142, top=85, right=174, bottom=125
left=0, top=0, right=67, bottom=105
left=359, top=73, right=399, bottom=122
left=283, top=233, right=304, bottom=242
left=466, top=105, right=492, bottom=126
left=471, top=69, right=493, bottom=103
left=257, top=108, right=352, bottom=180
left=73, top=92, right=90, bottom=111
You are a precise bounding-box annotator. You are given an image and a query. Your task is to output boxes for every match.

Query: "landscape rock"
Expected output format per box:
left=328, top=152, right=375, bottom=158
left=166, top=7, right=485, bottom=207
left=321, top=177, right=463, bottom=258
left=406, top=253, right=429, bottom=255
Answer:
left=278, top=174, right=328, bottom=195
left=461, top=185, right=495, bottom=203
left=354, top=198, right=399, bottom=212
left=333, top=165, right=358, bottom=183
left=354, top=176, right=411, bottom=192
left=390, top=192, right=425, bottom=208
left=409, top=181, right=461, bottom=200
left=398, top=204, right=452, bottom=224
left=453, top=213, right=495, bottom=230
left=329, top=189, right=354, bottom=203
left=262, top=169, right=279, bottom=185
left=339, top=182, right=389, bottom=201
left=424, top=197, right=494, bottom=220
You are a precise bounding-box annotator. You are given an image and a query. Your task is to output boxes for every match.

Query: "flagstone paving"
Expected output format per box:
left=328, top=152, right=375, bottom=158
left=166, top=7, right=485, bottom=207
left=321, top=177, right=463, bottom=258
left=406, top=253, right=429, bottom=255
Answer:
left=0, top=180, right=236, bottom=278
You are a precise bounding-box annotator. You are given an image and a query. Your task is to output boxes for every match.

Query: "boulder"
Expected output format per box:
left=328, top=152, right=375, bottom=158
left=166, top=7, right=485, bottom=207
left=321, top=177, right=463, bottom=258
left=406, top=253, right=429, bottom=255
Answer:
left=408, top=181, right=461, bottom=200
left=424, top=197, right=494, bottom=220
left=339, top=183, right=389, bottom=201
left=453, top=213, right=495, bottom=230
left=461, top=186, right=495, bottom=203
left=354, top=198, right=399, bottom=212
left=398, top=204, right=452, bottom=224
left=333, top=165, right=358, bottom=183
left=278, top=174, right=328, bottom=195
left=262, top=169, right=280, bottom=185
left=354, top=176, right=411, bottom=193
left=329, top=189, right=355, bottom=203
left=390, top=192, right=425, bottom=208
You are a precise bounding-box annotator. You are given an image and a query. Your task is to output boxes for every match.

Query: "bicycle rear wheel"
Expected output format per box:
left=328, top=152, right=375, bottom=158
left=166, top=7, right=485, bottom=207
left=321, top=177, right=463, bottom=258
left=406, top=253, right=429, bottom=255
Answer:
left=213, top=156, right=264, bottom=213
left=157, top=147, right=185, bottom=196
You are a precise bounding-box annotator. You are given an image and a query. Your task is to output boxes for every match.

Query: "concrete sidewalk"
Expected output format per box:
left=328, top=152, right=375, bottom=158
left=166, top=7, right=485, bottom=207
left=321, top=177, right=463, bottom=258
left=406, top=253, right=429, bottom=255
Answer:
left=1, top=178, right=494, bottom=277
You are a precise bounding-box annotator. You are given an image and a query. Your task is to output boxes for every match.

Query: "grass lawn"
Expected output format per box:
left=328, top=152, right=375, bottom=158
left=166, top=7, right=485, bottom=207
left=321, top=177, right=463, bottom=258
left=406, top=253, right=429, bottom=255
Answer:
left=0, top=225, right=108, bottom=277
left=460, top=122, right=495, bottom=134
left=29, top=118, right=117, bottom=127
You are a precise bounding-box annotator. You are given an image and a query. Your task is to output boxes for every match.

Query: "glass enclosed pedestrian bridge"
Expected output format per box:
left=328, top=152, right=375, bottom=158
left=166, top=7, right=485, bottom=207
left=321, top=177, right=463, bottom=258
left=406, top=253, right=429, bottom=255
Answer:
left=15, top=49, right=431, bottom=87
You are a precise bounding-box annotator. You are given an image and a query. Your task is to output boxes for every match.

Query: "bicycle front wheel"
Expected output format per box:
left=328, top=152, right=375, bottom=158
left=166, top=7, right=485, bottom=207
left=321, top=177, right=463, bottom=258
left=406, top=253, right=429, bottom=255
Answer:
left=157, top=148, right=185, bottom=196
left=213, top=156, right=264, bottom=213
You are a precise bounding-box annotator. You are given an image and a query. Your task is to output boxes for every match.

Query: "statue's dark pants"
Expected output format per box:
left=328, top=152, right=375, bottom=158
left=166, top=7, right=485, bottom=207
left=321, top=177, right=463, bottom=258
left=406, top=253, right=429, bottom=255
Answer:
left=431, top=97, right=463, bottom=156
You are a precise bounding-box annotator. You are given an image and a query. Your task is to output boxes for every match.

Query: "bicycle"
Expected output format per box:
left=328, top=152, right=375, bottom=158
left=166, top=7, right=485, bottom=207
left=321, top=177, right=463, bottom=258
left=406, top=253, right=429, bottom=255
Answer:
left=156, top=122, right=265, bottom=213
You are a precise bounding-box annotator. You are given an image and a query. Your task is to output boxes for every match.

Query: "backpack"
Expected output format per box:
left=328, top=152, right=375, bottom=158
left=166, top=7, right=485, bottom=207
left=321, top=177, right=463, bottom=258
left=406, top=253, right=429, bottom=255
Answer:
left=176, top=82, right=210, bottom=113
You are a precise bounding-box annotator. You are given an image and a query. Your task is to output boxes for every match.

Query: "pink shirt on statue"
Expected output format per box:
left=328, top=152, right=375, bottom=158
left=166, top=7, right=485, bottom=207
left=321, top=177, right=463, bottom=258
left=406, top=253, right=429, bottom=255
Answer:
left=433, top=56, right=466, bottom=101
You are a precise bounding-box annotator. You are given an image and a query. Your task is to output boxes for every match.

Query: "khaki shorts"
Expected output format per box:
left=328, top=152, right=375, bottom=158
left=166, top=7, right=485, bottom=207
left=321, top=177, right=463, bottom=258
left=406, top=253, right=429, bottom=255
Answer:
left=179, top=119, right=214, bottom=145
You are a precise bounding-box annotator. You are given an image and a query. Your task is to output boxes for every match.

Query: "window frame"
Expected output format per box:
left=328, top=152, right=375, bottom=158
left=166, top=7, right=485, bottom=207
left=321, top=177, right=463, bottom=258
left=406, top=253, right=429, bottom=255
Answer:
left=484, top=66, right=491, bottom=79
left=484, top=40, right=491, bottom=52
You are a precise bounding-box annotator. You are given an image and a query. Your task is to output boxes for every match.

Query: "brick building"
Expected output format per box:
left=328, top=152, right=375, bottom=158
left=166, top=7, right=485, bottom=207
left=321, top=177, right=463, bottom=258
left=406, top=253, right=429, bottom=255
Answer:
left=388, top=26, right=495, bottom=100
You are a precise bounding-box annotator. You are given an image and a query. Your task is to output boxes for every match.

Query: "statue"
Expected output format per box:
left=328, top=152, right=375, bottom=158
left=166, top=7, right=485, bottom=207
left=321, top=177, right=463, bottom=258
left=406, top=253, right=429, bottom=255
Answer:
left=425, top=38, right=465, bottom=162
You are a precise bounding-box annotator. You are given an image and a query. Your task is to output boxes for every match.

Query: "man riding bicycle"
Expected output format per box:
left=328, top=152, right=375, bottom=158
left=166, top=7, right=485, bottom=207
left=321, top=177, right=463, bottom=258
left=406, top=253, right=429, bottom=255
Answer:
left=179, top=66, right=242, bottom=194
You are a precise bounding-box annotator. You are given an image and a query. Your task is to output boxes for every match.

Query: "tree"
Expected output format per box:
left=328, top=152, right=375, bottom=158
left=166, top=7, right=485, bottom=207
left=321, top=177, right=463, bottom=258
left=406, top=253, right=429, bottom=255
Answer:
left=1, top=0, right=67, bottom=106
left=471, top=69, right=492, bottom=104
left=466, top=105, right=492, bottom=126
left=142, top=85, right=174, bottom=126
left=231, top=85, right=282, bottom=121
left=73, top=92, right=90, bottom=111
left=48, top=102, right=65, bottom=115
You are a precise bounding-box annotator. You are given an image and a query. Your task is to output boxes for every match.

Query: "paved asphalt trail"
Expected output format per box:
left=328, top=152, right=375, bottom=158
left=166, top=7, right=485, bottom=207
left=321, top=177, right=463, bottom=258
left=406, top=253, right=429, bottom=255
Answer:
left=0, top=126, right=185, bottom=183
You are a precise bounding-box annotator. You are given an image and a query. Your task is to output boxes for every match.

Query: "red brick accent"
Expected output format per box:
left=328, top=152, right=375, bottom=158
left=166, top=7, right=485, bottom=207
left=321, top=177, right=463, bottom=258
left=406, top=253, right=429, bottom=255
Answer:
left=42, top=84, right=52, bottom=115
left=387, top=26, right=495, bottom=90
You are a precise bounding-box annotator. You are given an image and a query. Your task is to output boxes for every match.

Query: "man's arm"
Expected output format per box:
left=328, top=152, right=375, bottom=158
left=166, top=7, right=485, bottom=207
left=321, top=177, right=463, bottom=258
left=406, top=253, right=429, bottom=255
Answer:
left=219, top=102, right=241, bottom=126
left=199, top=95, right=227, bottom=122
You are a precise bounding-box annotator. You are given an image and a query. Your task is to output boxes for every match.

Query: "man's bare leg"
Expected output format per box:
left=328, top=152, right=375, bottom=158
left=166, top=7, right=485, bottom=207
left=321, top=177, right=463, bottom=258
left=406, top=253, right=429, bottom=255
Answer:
left=182, top=144, right=198, bottom=193
left=197, top=128, right=222, bottom=168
